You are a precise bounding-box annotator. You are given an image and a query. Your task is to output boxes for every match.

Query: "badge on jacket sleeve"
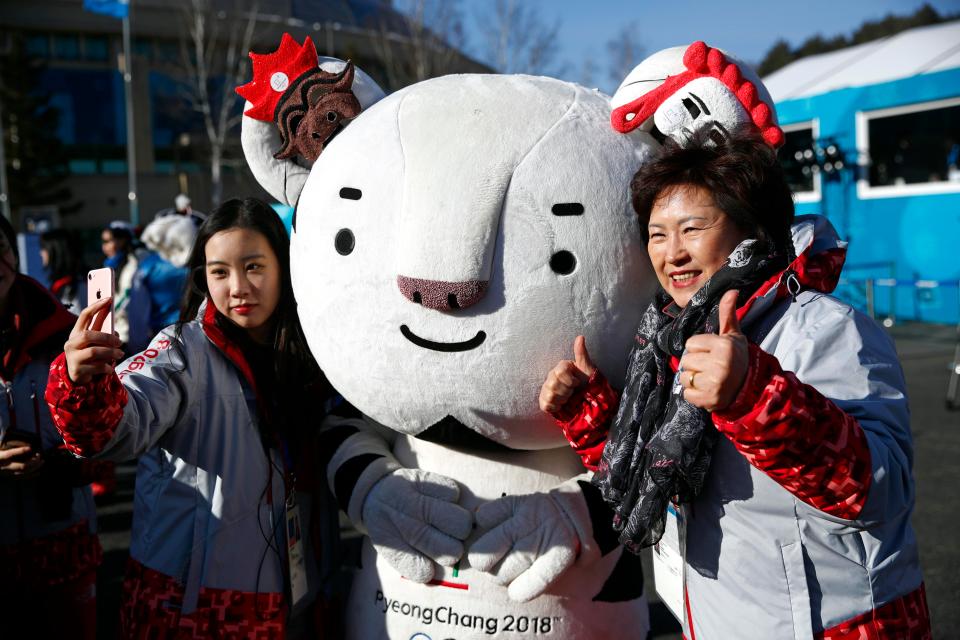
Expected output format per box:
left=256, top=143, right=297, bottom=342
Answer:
left=286, top=498, right=308, bottom=606
left=652, top=503, right=684, bottom=622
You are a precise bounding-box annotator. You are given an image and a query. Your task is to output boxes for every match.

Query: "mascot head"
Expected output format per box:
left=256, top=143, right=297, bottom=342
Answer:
left=239, top=37, right=778, bottom=451
left=288, top=74, right=657, bottom=450
left=610, top=41, right=783, bottom=148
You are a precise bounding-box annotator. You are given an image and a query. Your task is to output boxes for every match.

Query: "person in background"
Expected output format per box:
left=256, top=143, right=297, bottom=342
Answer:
left=40, top=229, right=88, bottom=312
left=101, top=221, right=186, bottom=354
left=41, top=229, right=116, bottom=498
left=170, top=193, right=207, bottom=226
left=0, top=216, right=101, bottom=640
left=540, top=131, right=930, bottom=639
left=141, top=193, right=207, bottom=268
left=48, top=198, right=339, bottom=638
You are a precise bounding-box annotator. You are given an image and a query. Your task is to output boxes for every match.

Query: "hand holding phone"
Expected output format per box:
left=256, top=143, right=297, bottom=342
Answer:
left=61, top=269, right=124, bottom=385
left=86, top=268, right=115, bottom=334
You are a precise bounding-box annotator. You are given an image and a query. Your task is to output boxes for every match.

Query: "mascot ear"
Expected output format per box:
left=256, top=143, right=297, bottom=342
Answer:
left=239, top=36, right=385, bottom=205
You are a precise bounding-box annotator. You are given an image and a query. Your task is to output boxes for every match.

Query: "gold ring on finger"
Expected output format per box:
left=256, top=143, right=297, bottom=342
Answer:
left=689, top=371, right=697, bottom=389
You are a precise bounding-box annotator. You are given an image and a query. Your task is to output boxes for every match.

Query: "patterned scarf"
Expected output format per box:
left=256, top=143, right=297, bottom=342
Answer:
left=592, top=238, right=783, bottom=550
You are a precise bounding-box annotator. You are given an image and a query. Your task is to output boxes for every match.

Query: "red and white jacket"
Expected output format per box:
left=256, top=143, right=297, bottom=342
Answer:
left=554, top=215, right=930, bottom=640
left=46, top=302, right=334, bottom=639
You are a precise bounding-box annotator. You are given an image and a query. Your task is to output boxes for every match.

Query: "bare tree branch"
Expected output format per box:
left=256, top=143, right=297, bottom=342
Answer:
left=474, top=0, right=560, bottom=76
left=606, top=22, right=643, bottom=90
left=579, top=53, right=598, bottom=89
left=370, top=0, right=466, bottom=89
left=176, top=0, right=259, bottom=207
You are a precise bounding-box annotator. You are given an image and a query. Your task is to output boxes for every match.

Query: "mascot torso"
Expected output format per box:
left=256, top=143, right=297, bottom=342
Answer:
left=291, top=73, right=657, bottom=638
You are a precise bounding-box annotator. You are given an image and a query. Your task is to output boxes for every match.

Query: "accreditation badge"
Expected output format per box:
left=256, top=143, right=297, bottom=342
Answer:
left=286, top=497, right=308, bottom=607
left=652, top=503, right=684, bottom=623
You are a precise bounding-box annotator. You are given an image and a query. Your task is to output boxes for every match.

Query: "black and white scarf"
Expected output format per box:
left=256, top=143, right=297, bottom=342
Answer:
left=592, top=238, right=783, bottom=551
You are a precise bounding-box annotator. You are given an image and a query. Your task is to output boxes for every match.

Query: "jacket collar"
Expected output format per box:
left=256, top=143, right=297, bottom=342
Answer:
left=2, top=275, right=78, bottom=376
left=50, top=275, right=74, bottom=296
left=199, top=300, right=261, bottom=401
left=737, top=215, right=848, bottom=326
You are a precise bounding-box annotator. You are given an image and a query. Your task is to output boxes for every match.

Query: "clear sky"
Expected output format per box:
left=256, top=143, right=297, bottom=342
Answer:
left=462, top=0, right=960, bottom=93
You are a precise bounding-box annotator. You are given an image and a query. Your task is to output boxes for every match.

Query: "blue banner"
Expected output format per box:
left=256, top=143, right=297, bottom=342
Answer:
left=83, top=0, right=129, bottom=18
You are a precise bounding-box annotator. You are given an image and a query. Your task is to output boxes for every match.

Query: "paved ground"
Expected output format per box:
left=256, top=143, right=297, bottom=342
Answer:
left=894, top=322, right=960, bottom=637
left=95, top=322, right=959, bottom=639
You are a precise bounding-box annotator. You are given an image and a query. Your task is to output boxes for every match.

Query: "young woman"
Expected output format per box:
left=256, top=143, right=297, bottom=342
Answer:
left=540, top=132, right=930, bottom=639
left=40, top=228, right=88, bottom=312
left=47, top=198, right=336, bottom=639
left=0, top=216, right=101, bottom=640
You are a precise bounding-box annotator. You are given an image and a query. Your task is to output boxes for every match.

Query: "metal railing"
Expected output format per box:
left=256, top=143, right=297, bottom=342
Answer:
left=837, top=275, right=960, bottom=410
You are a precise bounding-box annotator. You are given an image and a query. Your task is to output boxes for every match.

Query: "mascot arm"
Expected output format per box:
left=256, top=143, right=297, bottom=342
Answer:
left=468, top=473, right=615, bottom=602
left=319, top=414, right=474, bottom=583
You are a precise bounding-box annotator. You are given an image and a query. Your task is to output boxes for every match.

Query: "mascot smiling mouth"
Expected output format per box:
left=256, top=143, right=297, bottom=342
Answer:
left=400, top=325, right=486, bottom=352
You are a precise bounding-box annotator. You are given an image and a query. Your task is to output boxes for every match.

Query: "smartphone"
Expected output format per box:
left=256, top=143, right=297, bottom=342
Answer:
left=87, top=267, right=115, bottom=334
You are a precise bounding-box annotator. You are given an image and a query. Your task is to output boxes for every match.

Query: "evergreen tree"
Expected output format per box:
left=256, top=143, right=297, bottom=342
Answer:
left=757, top=39, right=794, bottom=77
left=0, top=36, right=79, bottom=218
left=852, top=4, right=943, bottom=44
left=758, top=3, right=956, bottom=77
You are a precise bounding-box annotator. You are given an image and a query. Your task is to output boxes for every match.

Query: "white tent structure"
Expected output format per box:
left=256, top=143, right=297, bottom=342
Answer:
left=764, top=20, right=960, bottom=102
left=765, top=19, right=960, bottom=324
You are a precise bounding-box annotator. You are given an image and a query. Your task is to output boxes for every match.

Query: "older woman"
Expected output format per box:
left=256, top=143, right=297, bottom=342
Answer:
left=540, top=132, right=930, bottom=639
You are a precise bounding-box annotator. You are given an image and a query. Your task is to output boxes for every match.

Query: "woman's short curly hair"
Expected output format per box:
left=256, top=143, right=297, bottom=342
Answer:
left=631, top=128, right=795, bottom=258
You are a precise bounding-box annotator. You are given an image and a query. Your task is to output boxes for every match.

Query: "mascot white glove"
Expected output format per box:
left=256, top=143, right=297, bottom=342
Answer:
left=322, top=416, right=474, bottom=582
left=468, top=479, right=594, bottom=602
left=362, top=467, right=474, bottom=583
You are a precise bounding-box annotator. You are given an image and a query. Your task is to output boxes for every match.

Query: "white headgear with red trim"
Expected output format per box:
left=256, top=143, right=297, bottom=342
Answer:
left=611, top=41, right=783, bottom=148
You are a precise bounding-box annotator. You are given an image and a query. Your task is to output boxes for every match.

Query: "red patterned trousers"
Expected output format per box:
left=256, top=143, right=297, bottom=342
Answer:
left=119, top=557, right=288, bottom=639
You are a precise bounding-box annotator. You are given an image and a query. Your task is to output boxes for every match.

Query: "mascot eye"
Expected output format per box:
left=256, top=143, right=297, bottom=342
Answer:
left=335, top=229, right=355, bottom=256
left=551, top=203, right=584, bottom=216
left=326, top=111, right=338, bottom=122
left=682, top=97, right=701, bottom=119
left=683, top=93, right=711, bottom=119
left=339, top=187, right=362, bottom=200
left=550, top=250, right=576, bottom=275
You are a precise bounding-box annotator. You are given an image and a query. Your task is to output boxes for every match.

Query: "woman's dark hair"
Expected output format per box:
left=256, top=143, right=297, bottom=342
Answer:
left=103, top=221, right=135, bottom=242
left=178, top=198, right=320, bottom=423
left=41, top=229, right=84, bottom=282
left=631, top=128, right=796, bottom=260
left=102, top=222, right=136, bottom=266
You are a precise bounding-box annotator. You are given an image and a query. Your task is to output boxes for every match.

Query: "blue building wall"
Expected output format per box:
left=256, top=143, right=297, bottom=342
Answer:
left=776, top=67, right=960, bottom=324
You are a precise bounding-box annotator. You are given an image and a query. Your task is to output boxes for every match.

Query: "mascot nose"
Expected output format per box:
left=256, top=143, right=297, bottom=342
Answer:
left=397, top=275, right=488, bottom=311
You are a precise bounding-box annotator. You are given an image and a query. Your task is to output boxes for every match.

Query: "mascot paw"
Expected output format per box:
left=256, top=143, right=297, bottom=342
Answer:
left=468, top=493, right=579, bottom=602
left=363, top=468, right=474, bottom=583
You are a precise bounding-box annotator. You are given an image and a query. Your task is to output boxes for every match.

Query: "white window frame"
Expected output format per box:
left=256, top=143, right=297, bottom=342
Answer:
left=856, top=96, right=960, bottom=199
left=781, top=119, right=821, bottom=204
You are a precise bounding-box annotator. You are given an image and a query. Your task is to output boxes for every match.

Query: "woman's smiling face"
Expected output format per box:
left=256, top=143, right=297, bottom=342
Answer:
left=646, top=184, right=749, bottom=308
left=204, top=227, right=281, bottom=343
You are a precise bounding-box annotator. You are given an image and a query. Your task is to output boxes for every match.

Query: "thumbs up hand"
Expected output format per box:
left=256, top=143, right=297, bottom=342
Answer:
left=539, top=336, right=598, bottom=416
left=680, top=290, right=750, bottom=412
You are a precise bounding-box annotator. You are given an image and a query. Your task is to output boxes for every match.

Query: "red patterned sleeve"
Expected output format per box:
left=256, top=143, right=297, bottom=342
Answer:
left=550, top=372, right=617, bottom=471
left=712, top=344, right=872, bottom=520
left=45, top=352, right=128, bottom=457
